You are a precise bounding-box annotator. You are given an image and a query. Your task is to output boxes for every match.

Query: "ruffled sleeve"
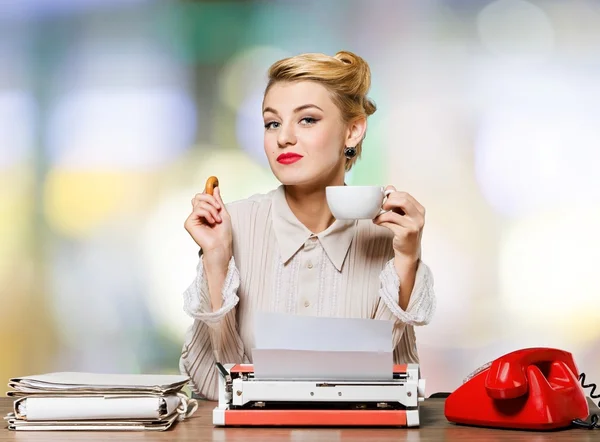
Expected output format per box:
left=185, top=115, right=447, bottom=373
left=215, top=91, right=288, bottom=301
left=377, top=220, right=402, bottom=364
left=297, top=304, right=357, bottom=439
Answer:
left=378, top=258, right=436, bottom=326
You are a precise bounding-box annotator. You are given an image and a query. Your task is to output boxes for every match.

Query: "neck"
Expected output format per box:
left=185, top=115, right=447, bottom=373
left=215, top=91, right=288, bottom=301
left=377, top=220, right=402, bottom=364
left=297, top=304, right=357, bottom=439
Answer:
left=283, top=186, right=332, bottom=234
left=283, top=158, right=348, bottom=233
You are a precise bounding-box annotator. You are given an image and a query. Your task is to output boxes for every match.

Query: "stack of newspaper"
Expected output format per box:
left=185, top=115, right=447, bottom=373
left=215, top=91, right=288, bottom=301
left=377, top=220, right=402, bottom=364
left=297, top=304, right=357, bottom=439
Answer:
left=3, top=372, right=198, bottom=431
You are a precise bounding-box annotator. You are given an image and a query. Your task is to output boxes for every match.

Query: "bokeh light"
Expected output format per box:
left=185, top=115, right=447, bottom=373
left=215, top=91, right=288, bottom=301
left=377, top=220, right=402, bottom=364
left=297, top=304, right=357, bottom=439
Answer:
left=0, top=165, right=35, bottom=398
left=219, top=46, right=291, bottom=113
left=0, top=0, right=149, bottom=22
left=477, top=0, right=555, bottom=61
left=0, top=91, right=35, bottom=168
left=43, top=169, right=156, bottom=239
left=499, top=207, right=600, bottom=345
left=474, top=92, right=600, bottom=219
left=0, top=166, right=34, bottom=284
left=236, top=90, right=269, bottom=167
left=47, top=89, right=196, bottom=169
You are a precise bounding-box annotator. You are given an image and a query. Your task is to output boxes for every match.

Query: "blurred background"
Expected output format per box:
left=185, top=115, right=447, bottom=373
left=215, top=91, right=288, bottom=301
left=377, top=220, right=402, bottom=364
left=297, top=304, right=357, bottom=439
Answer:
left=1, top=0, right=599, bottom=397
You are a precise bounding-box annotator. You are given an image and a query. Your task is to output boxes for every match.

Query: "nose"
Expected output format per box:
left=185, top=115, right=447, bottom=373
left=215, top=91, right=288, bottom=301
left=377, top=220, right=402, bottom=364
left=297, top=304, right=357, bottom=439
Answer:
left=277, top=122, right=297, bottom=148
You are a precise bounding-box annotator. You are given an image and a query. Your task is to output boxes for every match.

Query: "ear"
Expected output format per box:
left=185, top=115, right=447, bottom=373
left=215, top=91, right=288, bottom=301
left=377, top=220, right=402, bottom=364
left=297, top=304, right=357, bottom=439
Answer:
left=345, top=117, right=367, bottom=147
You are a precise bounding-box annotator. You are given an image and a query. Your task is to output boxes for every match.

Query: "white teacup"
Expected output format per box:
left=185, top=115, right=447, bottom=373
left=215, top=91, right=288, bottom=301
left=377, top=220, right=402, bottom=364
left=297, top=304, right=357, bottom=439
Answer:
left=326, top=185, right=393, bottom=220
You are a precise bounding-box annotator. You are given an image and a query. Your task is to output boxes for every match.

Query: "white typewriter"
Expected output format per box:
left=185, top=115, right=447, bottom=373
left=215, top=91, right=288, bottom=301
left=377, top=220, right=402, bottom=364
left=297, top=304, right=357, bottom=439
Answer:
left=212, top=362, right=426, bottom=427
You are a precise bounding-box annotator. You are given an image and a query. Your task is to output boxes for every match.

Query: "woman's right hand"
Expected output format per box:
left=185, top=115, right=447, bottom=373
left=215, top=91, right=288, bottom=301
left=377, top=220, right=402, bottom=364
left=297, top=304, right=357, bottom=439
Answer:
left=184, top=186, right=233, bottom=265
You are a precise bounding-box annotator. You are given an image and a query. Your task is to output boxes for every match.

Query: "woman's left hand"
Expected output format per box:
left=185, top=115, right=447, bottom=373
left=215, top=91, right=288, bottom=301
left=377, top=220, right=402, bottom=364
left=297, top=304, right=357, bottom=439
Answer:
left=373, top=186, right=425, bottom=261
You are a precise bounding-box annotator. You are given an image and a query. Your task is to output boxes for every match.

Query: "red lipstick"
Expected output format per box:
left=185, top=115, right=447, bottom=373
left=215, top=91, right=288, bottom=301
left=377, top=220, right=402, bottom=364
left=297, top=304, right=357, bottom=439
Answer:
left=276, top=152, right=303, bottom=164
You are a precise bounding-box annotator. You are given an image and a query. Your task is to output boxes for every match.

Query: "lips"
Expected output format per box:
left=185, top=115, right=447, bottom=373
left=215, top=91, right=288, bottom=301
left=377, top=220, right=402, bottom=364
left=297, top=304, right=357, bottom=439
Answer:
left=276, top=153, right=303, bottom=164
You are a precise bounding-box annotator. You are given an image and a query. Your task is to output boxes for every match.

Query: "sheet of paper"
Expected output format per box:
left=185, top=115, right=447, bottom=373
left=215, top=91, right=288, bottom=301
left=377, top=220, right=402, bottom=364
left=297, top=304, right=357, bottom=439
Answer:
left=10, top=373, right=188, bottom=389
left=252, top=312, right=394, bottom=380
left=254, top=312, right=392, bottom=352
left=252, top=348, right=393, bottom=380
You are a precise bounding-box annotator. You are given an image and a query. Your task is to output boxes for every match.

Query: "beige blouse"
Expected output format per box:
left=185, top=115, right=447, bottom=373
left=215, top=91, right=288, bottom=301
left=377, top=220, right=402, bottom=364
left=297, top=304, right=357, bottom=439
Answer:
left=179, top=185, right=436, bottom=400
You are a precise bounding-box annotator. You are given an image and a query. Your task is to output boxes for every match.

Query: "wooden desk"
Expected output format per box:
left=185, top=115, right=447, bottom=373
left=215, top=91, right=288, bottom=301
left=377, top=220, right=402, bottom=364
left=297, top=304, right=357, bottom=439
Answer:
left=0, top=397, right=595, bottom=441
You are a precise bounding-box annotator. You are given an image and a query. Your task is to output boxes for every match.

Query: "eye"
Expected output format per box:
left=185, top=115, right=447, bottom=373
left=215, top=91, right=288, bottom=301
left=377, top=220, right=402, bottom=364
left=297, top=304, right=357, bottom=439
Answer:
left=264, top=121, right=280, bottom=130
left=300, top=117, right=318, bottom=125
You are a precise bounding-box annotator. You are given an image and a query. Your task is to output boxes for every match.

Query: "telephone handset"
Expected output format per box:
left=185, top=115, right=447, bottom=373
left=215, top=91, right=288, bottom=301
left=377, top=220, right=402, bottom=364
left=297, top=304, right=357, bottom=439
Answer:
left=444, top=347, right=599, bottom=431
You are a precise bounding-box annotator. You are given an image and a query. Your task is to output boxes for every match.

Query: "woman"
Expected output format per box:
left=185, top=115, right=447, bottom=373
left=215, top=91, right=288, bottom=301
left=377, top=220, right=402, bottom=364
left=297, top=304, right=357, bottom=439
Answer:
left=180, top=51, right=436, bottom=400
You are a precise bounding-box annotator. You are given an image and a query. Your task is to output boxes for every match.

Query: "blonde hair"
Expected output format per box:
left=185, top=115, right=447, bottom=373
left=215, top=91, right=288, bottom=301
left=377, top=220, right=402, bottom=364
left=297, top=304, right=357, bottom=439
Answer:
left=265, top=51, right=377, bottom=171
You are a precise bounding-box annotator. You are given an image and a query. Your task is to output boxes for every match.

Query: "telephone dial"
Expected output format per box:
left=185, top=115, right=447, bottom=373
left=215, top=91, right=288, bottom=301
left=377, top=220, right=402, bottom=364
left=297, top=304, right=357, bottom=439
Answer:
left=444, top=347, right=599, bottom=431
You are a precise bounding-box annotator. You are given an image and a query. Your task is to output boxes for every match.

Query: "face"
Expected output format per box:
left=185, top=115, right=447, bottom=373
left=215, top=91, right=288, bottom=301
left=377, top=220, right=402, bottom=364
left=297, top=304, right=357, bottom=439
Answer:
left=262, top=81, right=364, bottom=188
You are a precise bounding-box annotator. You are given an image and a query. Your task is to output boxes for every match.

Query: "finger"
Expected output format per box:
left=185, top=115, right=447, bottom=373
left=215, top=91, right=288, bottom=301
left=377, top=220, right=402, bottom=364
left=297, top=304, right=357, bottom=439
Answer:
left=196, top=201, right=222, bottom=223
left=192, top=207, right=218, bottom=225
left=374, top=210, right=422, bottom=231
left=212, top=187, right=231, bottom=220
left=401, top=192, right=425, bottom=216
left=384, top=188, right=425, bottom=216
left=192, top=193, right=221, bottom=210
left=185, top=208, right=215, bottom=228
left=213, top=187, right=226, bottom=210
left=197, top=193, right=221, bottom=210
left=383, top=193, right=420, bottom=218
left=375, top=221, right=404, bottom=238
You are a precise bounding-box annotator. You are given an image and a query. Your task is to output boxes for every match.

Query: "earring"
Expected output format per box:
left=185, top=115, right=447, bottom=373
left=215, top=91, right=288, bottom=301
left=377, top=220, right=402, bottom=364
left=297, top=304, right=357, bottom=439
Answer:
left=344, top=146, right=357, bottom=159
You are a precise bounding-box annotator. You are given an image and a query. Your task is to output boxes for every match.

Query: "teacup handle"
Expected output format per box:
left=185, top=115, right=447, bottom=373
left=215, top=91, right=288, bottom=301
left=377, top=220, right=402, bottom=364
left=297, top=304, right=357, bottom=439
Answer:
left=377, top=189, right=394, bottom=217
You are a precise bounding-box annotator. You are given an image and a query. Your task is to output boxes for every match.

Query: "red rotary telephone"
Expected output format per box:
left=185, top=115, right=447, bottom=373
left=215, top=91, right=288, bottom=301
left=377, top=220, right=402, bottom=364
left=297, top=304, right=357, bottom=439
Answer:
left=444, top=347, right=598, bottom=431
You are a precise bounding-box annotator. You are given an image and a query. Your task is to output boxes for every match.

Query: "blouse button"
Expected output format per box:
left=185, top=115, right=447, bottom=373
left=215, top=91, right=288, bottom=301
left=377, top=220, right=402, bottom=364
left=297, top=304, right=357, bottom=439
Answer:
left=304, top=300, right=310, bottom=307
left=307, top=261, right=313, bottom=269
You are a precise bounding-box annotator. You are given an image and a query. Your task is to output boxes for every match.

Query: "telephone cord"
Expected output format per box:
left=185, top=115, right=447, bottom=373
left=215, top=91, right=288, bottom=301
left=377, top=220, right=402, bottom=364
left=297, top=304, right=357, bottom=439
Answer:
left=572, top=372, right=599, bottom=430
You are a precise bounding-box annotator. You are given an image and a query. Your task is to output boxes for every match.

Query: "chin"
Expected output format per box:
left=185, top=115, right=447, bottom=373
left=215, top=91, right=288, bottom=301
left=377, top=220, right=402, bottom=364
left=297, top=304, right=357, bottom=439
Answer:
left=276, top=171, right=341, bottom=190
left=275, top=174, right=315, bottom=187
left=270, top=165, right=318, bottom=187
left=268, top=157, right=343, bottom=187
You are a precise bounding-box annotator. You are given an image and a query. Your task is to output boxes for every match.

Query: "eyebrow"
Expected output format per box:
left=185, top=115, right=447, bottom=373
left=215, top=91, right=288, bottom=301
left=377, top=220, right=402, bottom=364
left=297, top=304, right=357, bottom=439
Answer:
left=262, top=104, right=324, bottom=115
